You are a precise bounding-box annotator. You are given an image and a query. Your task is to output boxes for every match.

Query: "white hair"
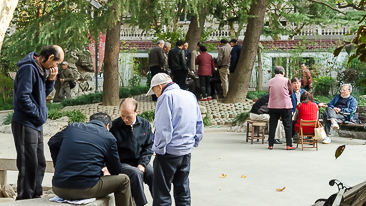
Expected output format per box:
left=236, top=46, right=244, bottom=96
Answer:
left=341, top=84, right=352, bottom=92
left=157, top=40, right=165, bottom=45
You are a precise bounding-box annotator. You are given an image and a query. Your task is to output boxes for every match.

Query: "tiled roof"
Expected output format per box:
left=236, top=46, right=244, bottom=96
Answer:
left=120, top=40, right=342, bottom=51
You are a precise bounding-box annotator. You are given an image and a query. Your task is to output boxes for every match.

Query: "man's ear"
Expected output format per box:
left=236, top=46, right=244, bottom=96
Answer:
left=48, top=54, right=55, bottom=62
left=106, top=124, right=110, bottom=131
left=136, top=110, right=139, bottom=115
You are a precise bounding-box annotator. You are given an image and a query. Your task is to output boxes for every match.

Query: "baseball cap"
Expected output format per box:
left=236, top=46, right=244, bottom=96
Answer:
left=61, top=61, right=68, bottom=65
left=146, top=73, right=172, bottom=96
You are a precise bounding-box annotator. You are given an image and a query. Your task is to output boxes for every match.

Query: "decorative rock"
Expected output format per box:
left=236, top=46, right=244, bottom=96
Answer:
left=2, top=184, right=16, bottom=198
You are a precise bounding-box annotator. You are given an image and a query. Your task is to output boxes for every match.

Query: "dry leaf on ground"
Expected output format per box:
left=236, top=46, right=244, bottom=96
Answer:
left=276, top=187, right=285, bottom=192
left=220, top=174, right=227, bottom=178
left=241, top=175, right=246, bottom=178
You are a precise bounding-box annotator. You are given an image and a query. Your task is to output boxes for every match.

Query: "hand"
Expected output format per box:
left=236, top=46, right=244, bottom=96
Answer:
left=334, top=107, right=341, bottom=113
left=318, top=103, right=327, bottom=107
left=102, top=167, right=111, bottom=176
left=48, top=67, right=58, bottom=81
left=60, top=79, right=65, bottom=82
left=137, top=164, right=145, bottom=173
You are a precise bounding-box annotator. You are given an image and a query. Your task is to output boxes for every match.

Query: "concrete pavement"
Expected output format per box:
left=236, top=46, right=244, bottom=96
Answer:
left=1, top=130, right=366, bottom=205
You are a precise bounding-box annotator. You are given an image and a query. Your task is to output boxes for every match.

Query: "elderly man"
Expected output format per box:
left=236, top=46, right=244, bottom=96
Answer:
left=48, top=112, right=133, bottom=206
left=183, top=41, right=191, bottom=70
left=168, top=40, right=188, bottom=90
left=163, top=42, right=171, bottom=75
left=217, top=39, right=231, bottom=98
left=323, top=84, right=358, bottom=144
left=110, top=98, right=153, bottom=206
left=12, top=45, right=62, bottom=200
left=146, top=73, right=203, bottom=206
left=149, top=39, right=165, bottom=101
left=59, top=61, right=73, bottom=100
left=268, top=66, right=295, bottom=150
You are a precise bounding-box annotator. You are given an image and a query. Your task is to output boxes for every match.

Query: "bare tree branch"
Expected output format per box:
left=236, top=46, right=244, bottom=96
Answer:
left=337, top=2, right=364, bottom=11
left=307, top=0, right=346, bottom=15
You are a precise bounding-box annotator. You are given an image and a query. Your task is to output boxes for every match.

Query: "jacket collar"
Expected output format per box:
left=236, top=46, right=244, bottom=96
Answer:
left=88, top=120, right=106, bottom=128
left=162, top=83, right=179, bottom=94
left=116, top=116, right=142, bottom=127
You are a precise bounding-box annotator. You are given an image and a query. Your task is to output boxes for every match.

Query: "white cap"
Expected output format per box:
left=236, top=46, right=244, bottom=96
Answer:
left=146, top=73, right=172, bottom=96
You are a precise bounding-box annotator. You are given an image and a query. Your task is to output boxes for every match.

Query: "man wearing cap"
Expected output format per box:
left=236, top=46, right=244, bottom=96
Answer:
left=146, top=73, right=204, bottom=206
left=59, top=61, right=73, bottom=99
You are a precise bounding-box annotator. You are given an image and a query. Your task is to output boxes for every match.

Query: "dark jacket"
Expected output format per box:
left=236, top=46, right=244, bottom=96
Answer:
left=149, top=46, right=165, bottom=67
left=328, top=95, right=358, bottom=119
left=60, top=68, right=73, bottom=88
left=184, top=49, right=191, bottom=69
left=168, top=46, right=187, bottom=71
left=110, top=116, right=153, bottom=167
left=229, top=44, right=242, bottom=73
left=195, top=52, right=215, bottom=76
left=250, top=94, right=269, bottom=114
left=48, top=120, right=122, bottom=189
left=12, top=52, right=55, bottom=131
left=291, top=88, right=306, bottom=113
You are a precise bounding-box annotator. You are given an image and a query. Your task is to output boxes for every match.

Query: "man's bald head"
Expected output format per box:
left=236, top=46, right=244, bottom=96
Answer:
left=38, top=45, right=64, bottom=69
left=120, top=98, right=138, bottom=112
left=119, top=98, right=138, bottom=126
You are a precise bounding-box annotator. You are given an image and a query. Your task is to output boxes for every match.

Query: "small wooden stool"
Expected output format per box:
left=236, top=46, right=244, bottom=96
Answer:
left=246, top=120, right=267, bottom=144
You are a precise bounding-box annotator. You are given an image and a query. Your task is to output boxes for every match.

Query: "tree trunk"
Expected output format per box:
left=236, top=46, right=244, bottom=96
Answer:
left=102, top=21, right=121, bottom=106
left=224, top=0, right=267, bottom=103
left=0, top=0, right=19, bottom=52
left=257, top=47, right=263, bottom=91
left=185, top=6, right=208, bottom=51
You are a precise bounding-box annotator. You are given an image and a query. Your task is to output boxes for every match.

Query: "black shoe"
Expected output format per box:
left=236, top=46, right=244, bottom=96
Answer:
left=274, top=139, right=283, bottom=144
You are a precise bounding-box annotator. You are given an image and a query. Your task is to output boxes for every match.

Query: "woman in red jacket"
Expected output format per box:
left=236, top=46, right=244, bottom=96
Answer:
left=294, top=91, right=319, bottom=134
left=195, top=45, right=215, bottom=101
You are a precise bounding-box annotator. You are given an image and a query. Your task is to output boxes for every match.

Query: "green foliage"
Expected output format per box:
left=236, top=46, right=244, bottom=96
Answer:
left=246, top=91, right=269, bottom=100
left=312, top=76, right=336, bottom=96
left=146, top=72, right=152, bottom=88
left=0, top=97, right=13, bottom=111
left=2, top=112, right=13, bottom=125
left=203, top=112, right=212, bottom=127
left=128, top=75, right=142, bottom=87
left=154, top=31, right=186, bottom=44
left=138, top=110, right=155, bottom=122
left=232, top=112, right=250, bottom=126
left=203, top=43, right=218, bottom=52
left=61, top=93, right=103, bottom=106
left=47, top=103, right=64, bottom=111
left=48, top=109, right=86, bottom=123
left=0, top=74, right=14, bottom=103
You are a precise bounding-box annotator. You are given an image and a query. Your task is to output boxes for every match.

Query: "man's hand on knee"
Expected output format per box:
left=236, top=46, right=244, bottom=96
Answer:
left=137, top=164, right=145, bottom=173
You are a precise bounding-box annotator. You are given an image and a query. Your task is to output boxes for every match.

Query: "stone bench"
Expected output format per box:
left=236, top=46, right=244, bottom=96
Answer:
left=0, top=158, right=55, bottom=186
left=0, top=194, right=115, bottom=206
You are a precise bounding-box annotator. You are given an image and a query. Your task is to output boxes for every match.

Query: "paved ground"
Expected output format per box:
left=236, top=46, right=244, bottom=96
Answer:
left=1, top=129, right=366, bottom=206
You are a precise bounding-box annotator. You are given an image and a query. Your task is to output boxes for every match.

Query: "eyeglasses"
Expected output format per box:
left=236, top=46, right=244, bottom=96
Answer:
left=340, top=89, right=349, bottom=92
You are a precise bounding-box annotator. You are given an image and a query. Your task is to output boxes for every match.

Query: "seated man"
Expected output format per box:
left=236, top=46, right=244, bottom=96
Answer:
left=110, top=98, right=153, bottom=206
left=250, top=94, right=283, bottom=144
left=323, top=84, right=358, bottom=144
left=48, top=112, right=133, bottom=206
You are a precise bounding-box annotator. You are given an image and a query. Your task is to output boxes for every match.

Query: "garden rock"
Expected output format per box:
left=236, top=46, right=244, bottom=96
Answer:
left=0, top=125, right=12, bottom=134
left=1, top=184, right=16, bottom=198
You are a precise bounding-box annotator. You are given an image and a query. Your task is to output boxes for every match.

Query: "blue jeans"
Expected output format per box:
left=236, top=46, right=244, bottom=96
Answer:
left=153, top=153, right=191, bottom=206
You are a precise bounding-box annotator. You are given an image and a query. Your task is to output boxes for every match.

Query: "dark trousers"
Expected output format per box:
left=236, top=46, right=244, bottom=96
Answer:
left=172, top=69, right=188, bottom=90
left=269, top=109, right=293, bottom=147
left=199, top=75, right=211, bottom=98
left=11, top=121, right=46, bottom=200
left=153, top=153, right=191, bottom=206
left=324, top=107, right=347, bottom=135
left=150, top=66, right=165, bottom=101
left=120, top=163, right=153, bottom=206
left=53, top=174, right=133, bottom=206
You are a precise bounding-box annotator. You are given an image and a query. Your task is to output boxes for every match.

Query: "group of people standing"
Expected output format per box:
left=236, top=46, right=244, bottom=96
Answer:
left=250, top=65, right=358, bottom=150
left=12, top=45, right=204, bottom=206
left=149, top=38, right=242, bottom=101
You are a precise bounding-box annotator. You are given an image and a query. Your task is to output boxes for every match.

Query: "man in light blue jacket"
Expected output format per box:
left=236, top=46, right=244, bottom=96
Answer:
left=146, top=73, right=204, bottom=206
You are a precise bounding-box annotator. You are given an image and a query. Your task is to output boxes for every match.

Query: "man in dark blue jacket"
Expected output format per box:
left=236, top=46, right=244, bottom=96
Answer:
left=168, top=40, right=188, bottom=90
left=229, top=39, right=242, bottom=89
left=183, top=41, right=191, bottom=70
left=12, top=45, right=63, bottom=200
left=48, top=112, right=133, bottom=206
left=110, top=98, right=153, bottom=206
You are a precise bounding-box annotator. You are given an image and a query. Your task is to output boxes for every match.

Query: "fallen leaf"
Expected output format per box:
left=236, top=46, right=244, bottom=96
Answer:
left=241, top=175, right=246, bottom=178
left=350, top=138, right=354, bottom=140
left=220, top=174, right=227, bottom=178
left=276, top=187, right=285, bottom=192
left=335, top=145, right=346, bottom=159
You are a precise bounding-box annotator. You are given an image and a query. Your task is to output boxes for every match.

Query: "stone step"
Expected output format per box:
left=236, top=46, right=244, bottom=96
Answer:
left=0, top=194, right=115, bottom=206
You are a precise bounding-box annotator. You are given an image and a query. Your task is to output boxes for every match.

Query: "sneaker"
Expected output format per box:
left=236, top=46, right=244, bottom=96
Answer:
left=331, top=122, right=340, bottom=130
left=286, top=146, right=296, bottom=150
left=323, top=136, right=331, bottom=144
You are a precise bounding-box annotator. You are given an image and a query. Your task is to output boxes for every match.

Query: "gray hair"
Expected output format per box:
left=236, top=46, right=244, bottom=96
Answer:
left=157, top=40, right=165, bottom=46
left=341, top=84, right=352, bottom=92
left=274, top=66, right=285, bottom=75
left=164, top=42, right=171, bottom=48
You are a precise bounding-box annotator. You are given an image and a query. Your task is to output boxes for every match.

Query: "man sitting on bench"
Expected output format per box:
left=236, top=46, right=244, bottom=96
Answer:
left=322, top=84, right=358, bottom=144
left=48, top=112, right=133, bottom=206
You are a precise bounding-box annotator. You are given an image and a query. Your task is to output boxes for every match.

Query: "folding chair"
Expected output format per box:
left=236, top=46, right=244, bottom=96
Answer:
left=296, top=119, right=319, bottom=151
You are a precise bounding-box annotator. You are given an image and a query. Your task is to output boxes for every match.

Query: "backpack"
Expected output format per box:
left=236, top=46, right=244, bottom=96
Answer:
left=69, top=80, right=76, bottom=89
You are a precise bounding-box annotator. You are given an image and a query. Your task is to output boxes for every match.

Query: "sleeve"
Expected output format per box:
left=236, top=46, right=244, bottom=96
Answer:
left=137, top=123, right=154, bottom=167
left=327, top=96, right=337, bottom=108
left=45, top=80, right=55, bottom=96
left=211, top=57, right=215, bottom=74
left=105, top=137, right=122, bottom=175
left=152, top=95, right=173, bottom=155
left=63, top=70, right=74, bottom=82
left=287, top=80, right=293, bottom=95
left=195, top=54, right=200, bottom=65
left=217, top=48, right=223, bottom=66
left=194, top=103, right=204, bottom=147
left=180, top=50, right=188, bottom=70
left=158, top=48, right=165, bottom=68
left=48, top=129, right=66, bottom=167
left=186, top=51, right=191, bottom=67
left=15, top=66, right=42, bottom=121
left=342, top=97, right=358, bottom=113
left=168, top=51, right=172, bottom=68
left=293, top=108, right=299, bottom=121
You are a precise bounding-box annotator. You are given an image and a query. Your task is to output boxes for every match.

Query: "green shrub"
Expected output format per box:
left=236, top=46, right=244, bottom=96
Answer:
left=146, top=72, right=152, bottom=88
left=203, top=112, right=212, bottom=126
left=61, top=93, right=103, bottom=106
left=2, top=112, right=13, bottom=125
left=232, top=112, right=250, bottom=126
left=138, top=110, right=155, bottom=122
left=128, top=75, right=142, bottom=87
left=0, top=97, right=13, bottom=110
left=67, top=110, right=87, bottom=123
left=48, top=109, right=65, bottom=120
left=119, top=87, right=131, bottom=98
left=246, top=91, right=269, bottom=100
left=0, top=73, right=13, bottom=102
left=313, top=76, right=336, bottom=96
left=47, top=103, right=64, bottom=110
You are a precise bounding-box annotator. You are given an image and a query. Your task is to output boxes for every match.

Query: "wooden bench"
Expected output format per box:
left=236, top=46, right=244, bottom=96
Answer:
left=0, top=158, right=54, bottom=186
left=319, top=106, right=366, bottom=129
